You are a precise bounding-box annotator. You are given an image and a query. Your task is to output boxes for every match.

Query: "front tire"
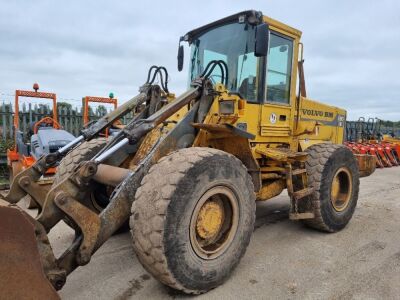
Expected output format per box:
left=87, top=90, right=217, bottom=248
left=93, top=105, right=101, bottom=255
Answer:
left=130, top=147, right=256, bottom=294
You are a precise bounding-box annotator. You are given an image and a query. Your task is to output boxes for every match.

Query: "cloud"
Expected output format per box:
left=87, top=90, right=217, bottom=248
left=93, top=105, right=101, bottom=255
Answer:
left=0, top=0, right=399, bottom=120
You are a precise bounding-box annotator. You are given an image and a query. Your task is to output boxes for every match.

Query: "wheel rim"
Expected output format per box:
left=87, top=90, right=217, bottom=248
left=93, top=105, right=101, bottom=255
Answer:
left=90, top=192, right=104, bottom=212
left=89, top=184, right=113, bottom=212
left=330, top=167, right=353, bottom=212
left=190, top=185, right=239, bottom=260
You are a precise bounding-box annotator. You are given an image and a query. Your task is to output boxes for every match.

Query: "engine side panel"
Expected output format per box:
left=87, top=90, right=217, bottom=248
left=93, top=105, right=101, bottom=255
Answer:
left=297, top=97, right=346, bottom=151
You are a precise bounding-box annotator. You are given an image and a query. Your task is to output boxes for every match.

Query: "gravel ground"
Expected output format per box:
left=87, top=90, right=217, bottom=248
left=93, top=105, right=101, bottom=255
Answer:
left=13, top=167, right=400, bottom=300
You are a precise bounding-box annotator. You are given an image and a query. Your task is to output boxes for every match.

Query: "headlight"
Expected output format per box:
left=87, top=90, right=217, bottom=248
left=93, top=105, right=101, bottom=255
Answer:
left=219, top=100, right=235, bottom=115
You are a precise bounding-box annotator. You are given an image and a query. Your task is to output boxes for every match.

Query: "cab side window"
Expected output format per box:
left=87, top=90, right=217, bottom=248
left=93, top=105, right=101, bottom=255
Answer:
left=266, top=33, right=293, bottom=104
left=237, top=53, right=258, bottom=102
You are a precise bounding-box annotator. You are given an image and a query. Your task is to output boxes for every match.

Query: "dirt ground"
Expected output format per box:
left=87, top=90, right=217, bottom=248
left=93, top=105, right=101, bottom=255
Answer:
left=11, top=167, right=400, bottom=299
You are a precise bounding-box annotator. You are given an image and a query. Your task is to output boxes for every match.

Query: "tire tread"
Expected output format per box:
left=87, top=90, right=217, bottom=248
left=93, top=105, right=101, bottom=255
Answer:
left=302, top=143, right=352, bottom=232
left=131, top=147, right=254, bottom=294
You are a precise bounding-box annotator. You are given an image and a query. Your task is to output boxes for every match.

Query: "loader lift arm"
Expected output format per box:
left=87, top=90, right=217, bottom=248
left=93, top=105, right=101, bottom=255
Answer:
left=2, top=66, right=169, bottom=206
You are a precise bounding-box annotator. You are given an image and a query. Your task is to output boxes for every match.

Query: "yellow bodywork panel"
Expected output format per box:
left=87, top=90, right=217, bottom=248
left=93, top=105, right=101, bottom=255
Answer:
left=263, top=15, right=302, bottom=39
left=257, top=180, right=285, bottom=201
left=382, top=135, right=400, bottom=145
left=193, top=81, right=346, bottom=155
left=297, top=97, right=346, bottom=151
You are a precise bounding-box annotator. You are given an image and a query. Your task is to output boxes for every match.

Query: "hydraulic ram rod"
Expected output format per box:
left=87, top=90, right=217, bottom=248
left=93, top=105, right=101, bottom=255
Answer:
left=94, top=138, right=130, bottom=163
left=58, top=136, right=84, bottom=155
left=52, top=91, right=149, bottom=161
left=93, top=87, right=200, bottom=164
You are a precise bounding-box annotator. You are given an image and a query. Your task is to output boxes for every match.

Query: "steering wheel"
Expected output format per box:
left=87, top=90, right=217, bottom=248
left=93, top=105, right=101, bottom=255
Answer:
left=33, top=117, right=61, bottom=134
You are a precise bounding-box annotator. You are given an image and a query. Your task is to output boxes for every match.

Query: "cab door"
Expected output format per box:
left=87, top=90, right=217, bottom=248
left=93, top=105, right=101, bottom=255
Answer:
left=260, top=31, right=295, bottom=144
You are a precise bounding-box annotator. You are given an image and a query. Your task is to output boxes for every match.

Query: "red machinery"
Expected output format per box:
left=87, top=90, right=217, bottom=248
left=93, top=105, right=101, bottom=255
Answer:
left=345, top=118, right=400, bottom=169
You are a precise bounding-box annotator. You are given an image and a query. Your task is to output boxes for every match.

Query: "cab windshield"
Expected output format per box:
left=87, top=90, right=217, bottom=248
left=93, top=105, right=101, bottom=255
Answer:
left=189, top=22, right=259, bottom=102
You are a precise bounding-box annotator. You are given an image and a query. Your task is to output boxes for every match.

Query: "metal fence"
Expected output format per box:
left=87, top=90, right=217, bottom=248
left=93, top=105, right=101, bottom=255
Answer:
left=345, top=119, right=400, bottom=142
left=0, top=102, right=134, bottom=140
left=0, top=101, right=135, bottom=185
left=0, top=153, right=8, bottom=188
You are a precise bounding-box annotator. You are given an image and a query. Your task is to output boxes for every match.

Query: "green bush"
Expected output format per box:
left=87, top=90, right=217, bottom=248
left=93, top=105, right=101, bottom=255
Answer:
left=0, top=139, right=13, bottom=153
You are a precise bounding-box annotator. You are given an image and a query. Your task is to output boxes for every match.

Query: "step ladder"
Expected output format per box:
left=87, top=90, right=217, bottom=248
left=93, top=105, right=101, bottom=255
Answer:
left=255, top=147, right=315, bottom=220
left=286, top=162, right=315, bottom=220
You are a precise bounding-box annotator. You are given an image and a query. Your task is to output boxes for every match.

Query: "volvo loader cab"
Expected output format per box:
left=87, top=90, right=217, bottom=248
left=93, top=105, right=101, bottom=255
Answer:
left=178, top=10, right=347, bottom=153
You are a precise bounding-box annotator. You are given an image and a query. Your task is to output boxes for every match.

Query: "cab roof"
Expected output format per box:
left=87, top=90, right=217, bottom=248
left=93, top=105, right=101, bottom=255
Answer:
left=182, top=10, right=302, bottom=44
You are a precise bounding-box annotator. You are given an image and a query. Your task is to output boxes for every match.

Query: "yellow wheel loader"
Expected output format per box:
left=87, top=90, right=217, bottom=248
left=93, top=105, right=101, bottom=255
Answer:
left=0, top=10, right=375, bottom=298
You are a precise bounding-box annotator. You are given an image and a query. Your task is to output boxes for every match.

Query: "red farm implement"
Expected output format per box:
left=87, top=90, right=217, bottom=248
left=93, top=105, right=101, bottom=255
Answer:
left=345, top=118, right=400, bottom=169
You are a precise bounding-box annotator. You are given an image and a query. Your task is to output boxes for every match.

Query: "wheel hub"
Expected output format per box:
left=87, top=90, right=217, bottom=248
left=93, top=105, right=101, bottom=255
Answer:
left=330, top=167, right=352, bottom=212
left=196, top=199, right=224, bottom=240
left=190, top=186, right=239, bottom=260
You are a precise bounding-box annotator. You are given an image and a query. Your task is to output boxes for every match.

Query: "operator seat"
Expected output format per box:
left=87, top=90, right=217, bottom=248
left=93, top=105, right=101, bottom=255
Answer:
left=238, top=76, right=256, bottom=102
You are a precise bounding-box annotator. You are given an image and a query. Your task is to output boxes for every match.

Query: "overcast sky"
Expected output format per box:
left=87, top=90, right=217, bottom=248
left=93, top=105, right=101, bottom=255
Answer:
left=1, top=0, right=399, bottom=120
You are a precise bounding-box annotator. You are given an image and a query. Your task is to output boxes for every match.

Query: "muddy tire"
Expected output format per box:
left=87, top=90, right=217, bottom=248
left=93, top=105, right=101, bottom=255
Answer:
left=54, top=138, right=107, bottom=184
left=302, top=143, right=360, bottom=232
left=130, top=147, right=256, bottom=294
left=54, top=137, right=109, bottom=211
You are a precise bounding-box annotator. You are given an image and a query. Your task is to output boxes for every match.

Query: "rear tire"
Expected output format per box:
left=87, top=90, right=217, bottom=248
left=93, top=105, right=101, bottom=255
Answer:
left=130, top=147, right=256, bottom=294
left=302, top=143, right=360, bottom=232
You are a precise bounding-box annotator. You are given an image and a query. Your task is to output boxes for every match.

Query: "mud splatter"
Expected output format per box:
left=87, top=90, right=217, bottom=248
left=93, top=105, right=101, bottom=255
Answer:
left=254, top=209, right=289, bottom=230
left=116, top=273, right=151, bottom=300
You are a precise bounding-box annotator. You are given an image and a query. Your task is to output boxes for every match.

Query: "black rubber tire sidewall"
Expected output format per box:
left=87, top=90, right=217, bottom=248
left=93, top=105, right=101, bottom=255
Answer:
left=163, top=153, right=255, bottom=292
left=317, top=147, right=359, bottom=231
